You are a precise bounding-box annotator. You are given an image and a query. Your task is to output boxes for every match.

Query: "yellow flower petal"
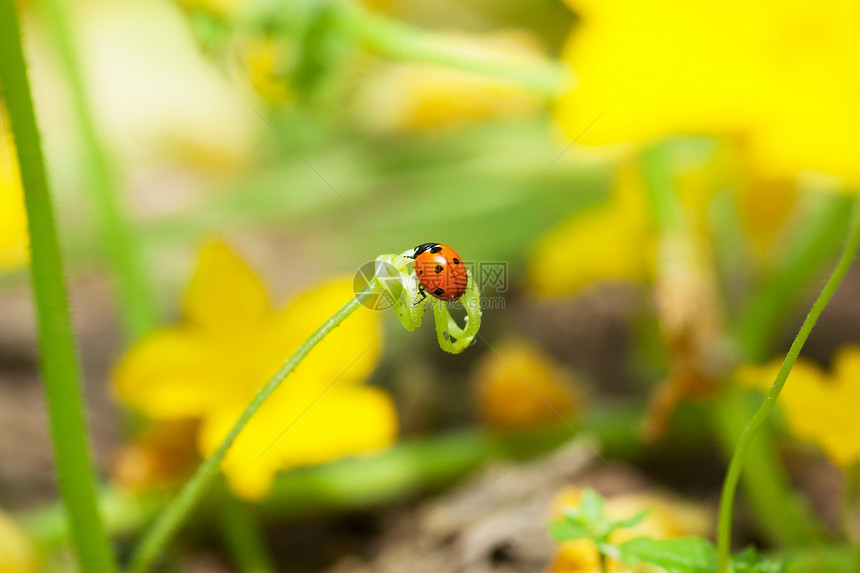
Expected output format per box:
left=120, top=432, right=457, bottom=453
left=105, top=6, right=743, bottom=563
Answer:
left=111, top=420, right=199, bottom=491
left=0, top=510, right=36, bottom=573
left=739, top=352, right=860, bottom=467
left=558, top=0, right=766, bottom=146
left=552, top=538, right=601, bottom=573
left=114, top=327, right=239, bottom=419
left=176, top=0, right=240, bottom=19
left=115, top=243, right=390, bottom=499
left=0, top=116, right=28, bottom=272
left=243, top=36, right=292, bottom=104
left=201, top=385, right=397, bottom=499
left=527, top=165, right=654, bottom=296
left=557, top=0, right=860, bottom=185
left=737, top=178, right=798, bottom=262
left=183, top=242, right=270, bottom=333
left=266, top=278, right=383, bottom=391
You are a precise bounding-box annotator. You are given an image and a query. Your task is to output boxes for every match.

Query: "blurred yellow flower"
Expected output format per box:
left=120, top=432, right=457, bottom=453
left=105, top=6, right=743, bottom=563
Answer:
left=114, top=242, right=396, bottom=499
left=0, top=115, right=28, bottom=272
left=527, top=144, right=795, bottom=297
left=242, top=36, right=293, bottom=104
left=527, top=164, right=655, bottom=296
left=550, top=486, right=712, bottom=572
left=738, top=347, right=860, bottom=467
left=176, top=0, right=239, bottom=19
left=0, top=510, right=35, bottom=573
left=353, top=31, right=544, bottom=133
left=111, top=420, right=200, bottom=492
left=737, top=177, right=798, bottom=263
left=473, top=339, right=580, bottom=431
left=557, top=0, right=860, bottom=185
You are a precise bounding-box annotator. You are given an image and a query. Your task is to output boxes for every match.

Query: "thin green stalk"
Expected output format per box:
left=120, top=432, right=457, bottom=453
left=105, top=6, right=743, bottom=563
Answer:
left=220, top=494, right=277, bottom=573
left=331, top=2, right=571, bottom=96
left=599, top=552, right=608, bottom=573
left=712, top=389, right=823, bottom=547
left=717, top=199, right=860, bottom=573
left=842, top=464, right=860, bottom=544
left=127, top=281, right=377, bottom=573
left=0, top=3, right=117, bottom=572
left=39, top=0, right=158, bottom=340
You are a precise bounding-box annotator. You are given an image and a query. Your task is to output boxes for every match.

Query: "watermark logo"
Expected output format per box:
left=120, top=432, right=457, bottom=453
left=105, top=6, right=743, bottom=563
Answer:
left=479, top=261, right=508, bottom=293
left=352, top=261, right=396, bottom=310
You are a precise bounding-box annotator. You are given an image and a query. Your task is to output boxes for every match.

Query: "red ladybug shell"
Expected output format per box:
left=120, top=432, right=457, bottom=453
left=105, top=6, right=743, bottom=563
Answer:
left=412, top=243, right=468, bottom=301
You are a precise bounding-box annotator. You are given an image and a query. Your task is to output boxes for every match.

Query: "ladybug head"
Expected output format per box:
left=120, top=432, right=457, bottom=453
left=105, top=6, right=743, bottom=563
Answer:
left=410, top=243, right=442, bottom=258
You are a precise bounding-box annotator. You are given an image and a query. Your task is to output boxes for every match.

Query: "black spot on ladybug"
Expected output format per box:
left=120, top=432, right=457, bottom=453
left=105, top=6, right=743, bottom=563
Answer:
left=430, top=246, right=442, bottom=253
left=435, top=265, right=443, bottom=273
left=434, top=288, right=445, bottom=296
left=453, top=258, right=460, bottom=264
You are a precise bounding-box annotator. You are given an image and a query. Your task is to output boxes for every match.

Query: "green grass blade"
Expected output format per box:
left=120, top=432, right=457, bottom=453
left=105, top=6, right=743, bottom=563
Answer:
left=0, top=2, right=117, bottom=571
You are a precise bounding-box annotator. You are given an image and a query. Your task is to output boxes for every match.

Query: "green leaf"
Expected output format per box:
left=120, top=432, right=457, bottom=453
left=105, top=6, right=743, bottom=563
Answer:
left=550, top=519, right=590, bottom=543
left=612, top=509, right=649, bottom=530
left=581, top=488, right=606, bottom=524
left=732, top=547, right=785, bottom=573
left=617, top=537, right=717, bottom=573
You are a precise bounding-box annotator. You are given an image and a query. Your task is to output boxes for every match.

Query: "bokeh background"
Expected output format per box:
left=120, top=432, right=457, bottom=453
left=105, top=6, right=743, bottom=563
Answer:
left=2, top=0, right=860, bottom=571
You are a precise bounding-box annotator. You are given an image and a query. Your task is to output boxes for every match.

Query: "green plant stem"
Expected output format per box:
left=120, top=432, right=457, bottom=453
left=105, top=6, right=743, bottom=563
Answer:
left=0, top=3, right=117, bottom=572
left=39, top=0, right=158, bottom=340
left=331, top=2, right=571, bottom=96
left=599, top=552, right=608, bottom=573
left=127, top=280, right=378, bottom=573
left=717, top=198, right=860, bottom=573
left=841, top=463, right=860, bottom=572
left=220, top=494, right=276, bottom=573
left=712, top=389, right=823, bottom=547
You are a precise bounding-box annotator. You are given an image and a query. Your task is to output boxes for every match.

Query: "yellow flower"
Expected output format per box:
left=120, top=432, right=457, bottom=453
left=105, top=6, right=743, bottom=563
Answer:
left=242, top=36, right=293, bottom=104
left=557, top=0, right=860, bottom=185
left=550, top=486, right=712, bottom=572
left=738, top=348, right=860, bottom=467
left=0, top=510, right=35, bottom=573
left=473, top=339, right=580, bottom=431
left=353, top=31, right=545, bottom=133
left=111, top=420, right=200, bottom=492
left=176, top=0, right=239, bottom=18
left=114, top=242, right=396, bottom=499
left=526, top=141, right=795, bottom=297
left=0, top=115, right=28, bottom=272
left=736, top=177, right=798, bottom=264
left=527, top=163, right=655, bottom=296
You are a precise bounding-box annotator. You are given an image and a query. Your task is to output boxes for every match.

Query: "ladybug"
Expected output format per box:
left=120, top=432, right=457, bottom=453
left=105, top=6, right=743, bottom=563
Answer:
left=410, top=243, right=468, bottom=302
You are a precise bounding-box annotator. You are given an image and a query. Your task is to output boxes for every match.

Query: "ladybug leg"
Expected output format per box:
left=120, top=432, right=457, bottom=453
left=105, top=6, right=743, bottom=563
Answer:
left=414, top=286, right=427, bottom=306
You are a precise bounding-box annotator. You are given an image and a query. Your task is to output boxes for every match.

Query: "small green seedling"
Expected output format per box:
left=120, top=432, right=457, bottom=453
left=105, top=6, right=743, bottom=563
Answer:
left=550, top=489, right=785, bottom=573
